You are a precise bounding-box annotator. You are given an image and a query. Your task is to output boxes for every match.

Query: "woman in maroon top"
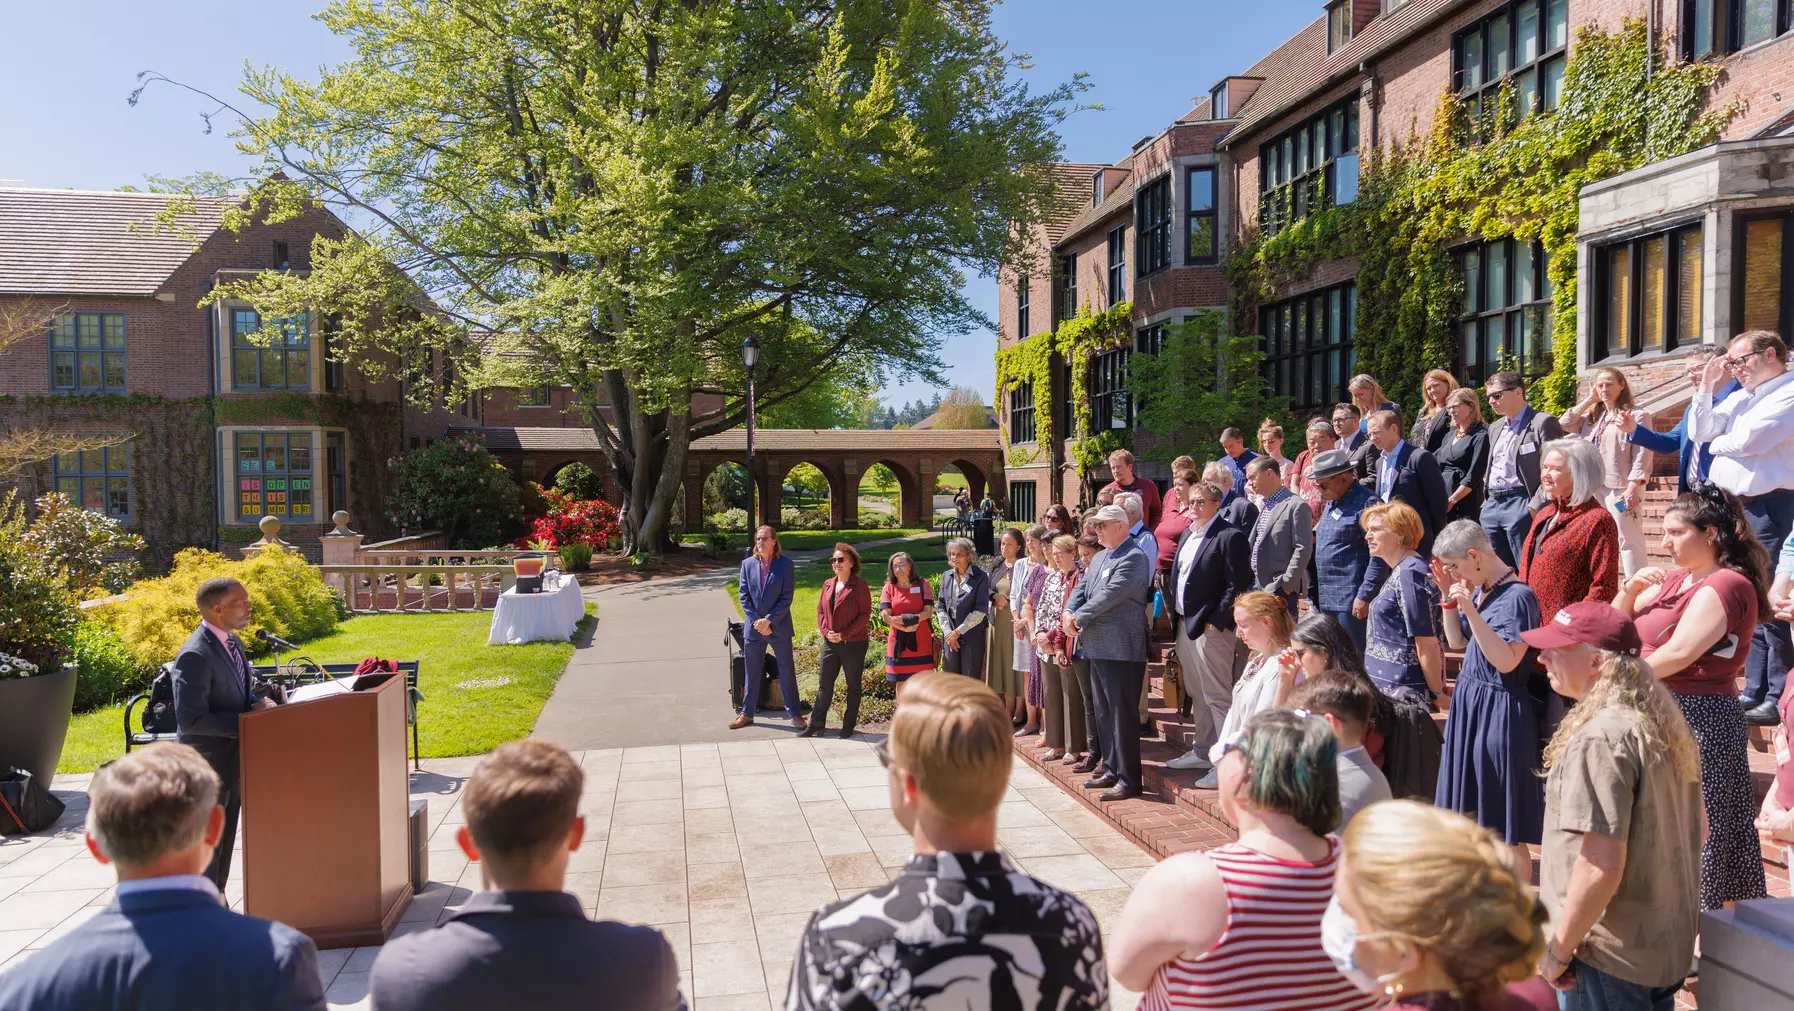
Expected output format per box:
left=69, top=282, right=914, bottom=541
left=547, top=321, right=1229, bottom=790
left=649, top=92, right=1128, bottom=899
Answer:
left=1517, top=440, right=1621, bottom=625
left=806, top=542, right=872, bottom=739
left=1613, top=483, right=1772, bottom=909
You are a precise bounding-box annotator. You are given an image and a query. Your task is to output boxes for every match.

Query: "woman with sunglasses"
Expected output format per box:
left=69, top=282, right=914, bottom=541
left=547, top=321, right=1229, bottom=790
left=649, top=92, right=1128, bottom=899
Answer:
left=1110, top=708, right=1375, bottom=1011
left=806, top=542, right=872, bottom=738
left=1612, top=483, right=1772, bottom=910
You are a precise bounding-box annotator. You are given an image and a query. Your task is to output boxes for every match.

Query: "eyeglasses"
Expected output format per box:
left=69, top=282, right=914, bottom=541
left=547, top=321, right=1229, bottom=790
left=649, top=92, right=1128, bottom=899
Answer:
left=1486, top=387, right=1516, bottom=399
left=873, top=741, right=893, bottom=769
left=830, top=555, right=849, bottom=564
left=1722, top=348, right=1768, bottom=370
left=1290, top=645, right=1310, bottom=658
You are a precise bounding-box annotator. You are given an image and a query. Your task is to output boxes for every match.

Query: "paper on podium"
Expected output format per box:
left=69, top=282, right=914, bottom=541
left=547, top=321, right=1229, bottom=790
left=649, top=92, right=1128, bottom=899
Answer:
left=286, top=676, right=357, bottom=704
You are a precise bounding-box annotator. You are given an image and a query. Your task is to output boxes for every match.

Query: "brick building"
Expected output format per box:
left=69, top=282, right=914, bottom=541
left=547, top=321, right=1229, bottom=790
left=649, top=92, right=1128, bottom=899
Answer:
left=0, top=187, right=472, bottom=565
left=997, top=0, right=1794, bottom=517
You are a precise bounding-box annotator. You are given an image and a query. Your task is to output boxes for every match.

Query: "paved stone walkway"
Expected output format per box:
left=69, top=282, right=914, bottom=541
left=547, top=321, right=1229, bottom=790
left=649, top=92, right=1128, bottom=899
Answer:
left=2, top=742, right=1150, bottom=1010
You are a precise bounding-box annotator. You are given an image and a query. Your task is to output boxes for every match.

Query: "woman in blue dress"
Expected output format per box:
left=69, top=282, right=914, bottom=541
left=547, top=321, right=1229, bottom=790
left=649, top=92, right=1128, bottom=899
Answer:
left=1359, top=500, right=1444, bottom=707
left=1429, top=520, right=1544, bottom=875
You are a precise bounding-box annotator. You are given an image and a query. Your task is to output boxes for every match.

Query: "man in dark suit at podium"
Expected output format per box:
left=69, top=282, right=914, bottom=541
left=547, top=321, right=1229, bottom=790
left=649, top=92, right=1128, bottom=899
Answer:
left=172, top=576, right=275, bottom=891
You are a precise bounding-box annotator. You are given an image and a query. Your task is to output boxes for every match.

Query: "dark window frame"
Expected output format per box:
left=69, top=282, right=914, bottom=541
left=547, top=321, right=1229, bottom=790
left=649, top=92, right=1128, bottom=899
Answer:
left=1059, top=252, right=1079, bottom=321
left=1092, top=169, right=1105, bottom=207
left=1107, top=226, right=1127, bottom=306
left=1257, top=96, right=1360, bottom=237
left=273, top=240, right=291, bottom=271
left=1186, top=166, right=1219, bottom=264
left=230, top=308, right=311, bottom=391
left=1733, top=210, right=1794, bottom=340
left=1211, top=82, right=1230, bottom=120
left=53, top=444, right=131, bottom=520
left=1088, top=346, right=1131, bottom=433
left=1259, top=282, right=1357, bottom=417
left=1593, top=221, right=1704, bottom=363
left=518, top=384, right=552, bottom=407
left=1007, top=480, right=1037, bottom=523
left=1017, top=274, right=1031, bottom=338
left=1455, top=237, right=1554, bottom=387
left=1452, top=0, right=1570, bottom=127
left=1327, top=0, right=1353, bottom=52
left=49, top=310, right=128, bottom=394
left=1684, top=0, right=1792, bottom=57
left=1009, top=382, right=1037, bottom=443
left=233, top=430, right=316, bottom=524
left=1136, top=176, right=1173, bottom=279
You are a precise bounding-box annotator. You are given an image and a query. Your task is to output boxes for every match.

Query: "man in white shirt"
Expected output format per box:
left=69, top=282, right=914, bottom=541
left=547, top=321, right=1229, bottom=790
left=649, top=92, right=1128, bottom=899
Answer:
left=1688, top=330, right=1794, bottom=725
left=1164, top=482, right=1252, bottom=777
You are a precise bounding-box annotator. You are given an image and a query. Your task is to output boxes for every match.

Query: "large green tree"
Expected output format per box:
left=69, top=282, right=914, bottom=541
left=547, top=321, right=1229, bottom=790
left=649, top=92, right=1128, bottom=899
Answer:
left=141, top=0, right=1079, bottom=553
left=1127, top=310, right=1280, bottom=464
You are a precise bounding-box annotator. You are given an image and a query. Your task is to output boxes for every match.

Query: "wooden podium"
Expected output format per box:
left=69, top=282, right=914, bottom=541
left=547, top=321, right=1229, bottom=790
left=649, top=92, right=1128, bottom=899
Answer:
left=240, top=671, right=413, bottom=948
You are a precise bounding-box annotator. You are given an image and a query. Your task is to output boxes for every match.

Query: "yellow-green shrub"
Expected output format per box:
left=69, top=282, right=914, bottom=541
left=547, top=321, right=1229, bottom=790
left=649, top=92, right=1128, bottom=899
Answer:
left=92, top=546, right=341, bottom=669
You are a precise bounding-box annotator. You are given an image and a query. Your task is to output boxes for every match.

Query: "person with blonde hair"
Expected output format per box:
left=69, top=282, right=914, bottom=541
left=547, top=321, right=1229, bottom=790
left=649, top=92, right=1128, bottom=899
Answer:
left=1520, top=603, right=1701, bottom=1010
left=1360, top=501, right=1445, bottom=706
left=1190, top=589, right=1301, bottom=789
left=1437, top=386, right=1490, bottom=524
left=788, top=673, right=1108, bottom=1011
left=1328, top=800, right=1555, bottom=1009
left=1411, top=368, right=1461, bottom=453
left=1350, top=374, right=1402, bottom=435
left=1560, top=367, right=1653, bottom=579
left=1258, top=418, right=1292, bottom=474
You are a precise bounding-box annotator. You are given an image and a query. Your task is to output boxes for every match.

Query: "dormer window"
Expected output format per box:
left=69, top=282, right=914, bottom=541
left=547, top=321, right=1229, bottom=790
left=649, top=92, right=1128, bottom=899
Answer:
left=1092, top=169, right=1105, bottom=207
left=1211, top=82, right=1229, bottom=120
left=1327, top=0, right=1353, bottom=52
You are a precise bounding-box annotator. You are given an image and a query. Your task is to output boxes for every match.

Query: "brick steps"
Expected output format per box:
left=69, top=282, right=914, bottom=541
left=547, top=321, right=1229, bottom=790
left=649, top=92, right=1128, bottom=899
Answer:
left=1015, top=639, right=1792, bottom=896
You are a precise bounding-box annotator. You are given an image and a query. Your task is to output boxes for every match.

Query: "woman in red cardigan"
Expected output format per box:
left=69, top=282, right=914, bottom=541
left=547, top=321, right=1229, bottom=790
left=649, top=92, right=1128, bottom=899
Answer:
left=1517, top=439, right=1621, bottom=625
left=806, top=542, right=872, bottom=738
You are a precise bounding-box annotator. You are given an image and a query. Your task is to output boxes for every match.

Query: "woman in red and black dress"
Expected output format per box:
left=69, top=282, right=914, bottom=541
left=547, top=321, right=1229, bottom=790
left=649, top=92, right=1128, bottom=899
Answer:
left=879, top=551, right=935, bottom=696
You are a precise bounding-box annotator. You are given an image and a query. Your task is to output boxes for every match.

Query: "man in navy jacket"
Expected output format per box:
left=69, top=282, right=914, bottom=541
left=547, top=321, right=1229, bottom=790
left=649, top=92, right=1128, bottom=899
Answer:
left=1311, top=449, right=1390, bottom=651
left=1366, top=410, right=1450, bottom=555
left=0, top=744, right=325, bottom=1011
left=1619, top=347, right=1743, bottom=494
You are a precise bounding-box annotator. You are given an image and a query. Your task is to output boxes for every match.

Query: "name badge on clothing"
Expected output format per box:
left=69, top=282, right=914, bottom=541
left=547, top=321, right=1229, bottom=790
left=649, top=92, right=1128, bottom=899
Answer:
left=1518, top=445, right=1537, bottom=456
left=910, top=586, right=921, bottom=594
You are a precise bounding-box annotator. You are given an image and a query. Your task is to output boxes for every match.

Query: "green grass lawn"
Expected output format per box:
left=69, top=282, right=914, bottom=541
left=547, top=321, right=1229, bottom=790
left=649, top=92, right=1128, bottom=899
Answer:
left=683, top=528, right=923, bottom=551
left=728, top=540, right=950, bottom=641
left=58, top=606, right=595, bottom=774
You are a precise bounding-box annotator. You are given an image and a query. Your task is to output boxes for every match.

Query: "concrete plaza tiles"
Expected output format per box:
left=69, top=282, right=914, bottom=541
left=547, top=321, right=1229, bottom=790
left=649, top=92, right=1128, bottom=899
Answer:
left=1, top=739, right=1153, bottom=1010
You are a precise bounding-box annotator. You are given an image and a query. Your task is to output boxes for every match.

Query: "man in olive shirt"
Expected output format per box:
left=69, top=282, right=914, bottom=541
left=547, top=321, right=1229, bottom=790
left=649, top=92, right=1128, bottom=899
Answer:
left=1522, top=603, right=1702, bottom=1011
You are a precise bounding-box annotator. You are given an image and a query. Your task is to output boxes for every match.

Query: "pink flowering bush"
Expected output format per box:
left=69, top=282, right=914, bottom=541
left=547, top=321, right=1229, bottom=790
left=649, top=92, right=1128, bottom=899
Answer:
left=519, top=488, right=620, bottom=550
left=386, top=434, right=524, bottom=547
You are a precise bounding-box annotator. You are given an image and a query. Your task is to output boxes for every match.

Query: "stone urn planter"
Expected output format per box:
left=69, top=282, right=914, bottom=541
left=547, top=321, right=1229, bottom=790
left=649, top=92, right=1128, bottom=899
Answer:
left=0, top=663, right=78, bottom=787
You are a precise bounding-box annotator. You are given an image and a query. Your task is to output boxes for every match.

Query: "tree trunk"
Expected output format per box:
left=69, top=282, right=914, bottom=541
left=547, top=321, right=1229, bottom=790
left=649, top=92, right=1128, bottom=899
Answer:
left=597, top=405, right=690, bottom=558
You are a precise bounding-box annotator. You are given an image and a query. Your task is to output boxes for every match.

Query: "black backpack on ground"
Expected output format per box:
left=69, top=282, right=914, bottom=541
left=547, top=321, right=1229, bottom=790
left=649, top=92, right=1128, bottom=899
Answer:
left=143, top=664, right=179, bottom=735
left=0, top=767, right=65, bottom=836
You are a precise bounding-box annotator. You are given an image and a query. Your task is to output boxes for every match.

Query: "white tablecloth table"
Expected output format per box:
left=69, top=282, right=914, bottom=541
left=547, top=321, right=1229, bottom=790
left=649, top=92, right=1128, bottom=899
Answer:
left=487, top=573, right=585, bottom=645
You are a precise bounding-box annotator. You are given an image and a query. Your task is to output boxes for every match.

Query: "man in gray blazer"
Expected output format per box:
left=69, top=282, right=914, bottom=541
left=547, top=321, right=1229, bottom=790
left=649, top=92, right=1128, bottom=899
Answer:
left=1244, top=457, right=1314, bottom=615
left=1062, top=504, right=1150, bottom=802
left=0, top=744, right=325, bottom=1011
left=371, top=740, right=685, bottom=1011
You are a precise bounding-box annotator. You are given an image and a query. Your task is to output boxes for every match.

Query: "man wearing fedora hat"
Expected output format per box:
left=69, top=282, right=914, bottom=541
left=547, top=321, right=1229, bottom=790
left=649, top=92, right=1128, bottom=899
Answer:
left=1310, top=448, right=1389, bottom=651
left=1062, top=504, right=1151, bottom=802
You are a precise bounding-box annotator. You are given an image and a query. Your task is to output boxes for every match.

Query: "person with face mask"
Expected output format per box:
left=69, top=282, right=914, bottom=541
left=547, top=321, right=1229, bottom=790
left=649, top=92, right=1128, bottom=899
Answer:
left=1326, top=800, right=1556, bottom=1010
left=1107, top=709, right=1376, bottom=1011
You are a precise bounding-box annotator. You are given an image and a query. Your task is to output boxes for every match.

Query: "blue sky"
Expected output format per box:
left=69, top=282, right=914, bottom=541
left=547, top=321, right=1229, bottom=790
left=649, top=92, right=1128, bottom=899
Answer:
left=0, top=1, right=1319, bottom=412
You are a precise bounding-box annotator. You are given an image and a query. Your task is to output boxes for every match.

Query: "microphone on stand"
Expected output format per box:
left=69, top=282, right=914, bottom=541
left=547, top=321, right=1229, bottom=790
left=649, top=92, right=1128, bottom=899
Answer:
left=255, top=628, right=299, bottom=652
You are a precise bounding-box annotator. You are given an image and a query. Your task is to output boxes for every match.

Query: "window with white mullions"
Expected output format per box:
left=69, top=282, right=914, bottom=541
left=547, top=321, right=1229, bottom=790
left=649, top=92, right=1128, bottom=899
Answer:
left=1456, top=238, right=1554, bottom=387
left=1454, top=0, right=1568, bottom=128
left=1009, top=382, right=1037, bottom=444
left=1259, top=282, right=1355, bottom=417
left=1257, top=96, right=1359, bottom=238
left=1595, top=223, right=1703, bottom=361
left=1088, top=348, right=1130, bottom=433
left=49, top=312, right=127, bottom=393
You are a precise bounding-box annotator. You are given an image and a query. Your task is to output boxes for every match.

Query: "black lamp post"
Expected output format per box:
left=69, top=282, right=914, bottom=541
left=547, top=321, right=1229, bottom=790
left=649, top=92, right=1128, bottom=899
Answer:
left=741, top=337, right=759, bottom=537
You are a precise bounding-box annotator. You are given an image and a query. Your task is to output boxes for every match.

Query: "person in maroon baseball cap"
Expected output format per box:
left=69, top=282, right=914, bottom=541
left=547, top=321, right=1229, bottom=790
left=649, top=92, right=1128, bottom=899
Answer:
left=1522, top=600, right=1704, bottom=1008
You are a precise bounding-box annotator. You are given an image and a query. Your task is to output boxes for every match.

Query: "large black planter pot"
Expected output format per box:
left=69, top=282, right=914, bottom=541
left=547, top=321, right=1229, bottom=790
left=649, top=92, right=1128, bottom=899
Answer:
left=0, top=664, right=77, bottom=788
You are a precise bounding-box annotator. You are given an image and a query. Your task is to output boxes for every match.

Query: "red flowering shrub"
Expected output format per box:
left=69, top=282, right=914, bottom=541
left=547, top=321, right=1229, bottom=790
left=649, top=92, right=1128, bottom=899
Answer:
left=520, top=489, right=620, bottom=549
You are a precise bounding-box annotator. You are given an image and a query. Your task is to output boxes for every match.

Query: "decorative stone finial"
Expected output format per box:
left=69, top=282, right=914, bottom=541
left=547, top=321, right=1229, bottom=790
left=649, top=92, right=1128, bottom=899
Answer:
left=241, top=513, right=295, bottom=558
left=330, top=510, right=355, bottom=536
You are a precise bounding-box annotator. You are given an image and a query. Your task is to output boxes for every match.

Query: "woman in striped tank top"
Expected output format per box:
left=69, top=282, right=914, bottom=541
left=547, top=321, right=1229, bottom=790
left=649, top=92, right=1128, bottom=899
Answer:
left=1109, top=708, right=1375, bottom=1011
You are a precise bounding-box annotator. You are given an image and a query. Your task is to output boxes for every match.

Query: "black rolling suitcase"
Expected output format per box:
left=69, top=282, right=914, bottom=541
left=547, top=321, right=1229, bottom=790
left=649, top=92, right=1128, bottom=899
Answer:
left=724, top=620, right=809, bottom=714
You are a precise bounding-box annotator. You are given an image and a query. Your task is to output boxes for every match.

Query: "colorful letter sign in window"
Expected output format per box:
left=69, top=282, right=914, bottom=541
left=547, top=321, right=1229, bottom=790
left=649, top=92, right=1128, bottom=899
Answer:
left=235, top=431, right=314, bottom=523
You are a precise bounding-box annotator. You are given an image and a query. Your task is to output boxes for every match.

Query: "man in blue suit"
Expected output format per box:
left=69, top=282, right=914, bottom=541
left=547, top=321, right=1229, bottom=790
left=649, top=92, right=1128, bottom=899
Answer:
left=1311, top=449, right=1389, bottom=651
left=0, top=744, right=325, bottom=1011
left=172, top=576, right=278, bottom=889
left=1366, top=409, right=1450, bottom=555
left=1062, top=505, right=1151, bottom=802
left=731, top=525, right=805, bottom=730
left=1618, top=346, right=1743, bottom=494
